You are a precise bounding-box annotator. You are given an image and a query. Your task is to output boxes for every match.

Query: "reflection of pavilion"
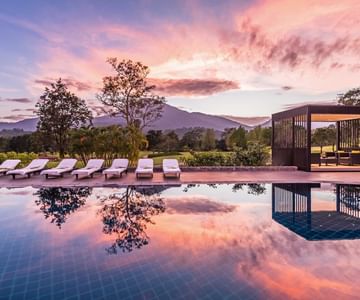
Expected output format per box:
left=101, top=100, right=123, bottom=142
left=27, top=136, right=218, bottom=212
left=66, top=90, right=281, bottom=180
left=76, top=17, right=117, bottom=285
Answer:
left=272, top=183, right=360, bottom=240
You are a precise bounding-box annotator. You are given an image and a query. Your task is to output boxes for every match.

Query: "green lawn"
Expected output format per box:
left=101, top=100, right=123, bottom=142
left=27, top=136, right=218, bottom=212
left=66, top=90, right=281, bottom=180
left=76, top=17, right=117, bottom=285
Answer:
left=139, top=151, right=192, bottom=166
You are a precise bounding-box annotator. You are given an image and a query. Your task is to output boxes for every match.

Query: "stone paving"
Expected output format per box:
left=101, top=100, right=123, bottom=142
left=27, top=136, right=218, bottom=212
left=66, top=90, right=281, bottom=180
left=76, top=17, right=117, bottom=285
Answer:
left=0, top=170, right=359, bottom=188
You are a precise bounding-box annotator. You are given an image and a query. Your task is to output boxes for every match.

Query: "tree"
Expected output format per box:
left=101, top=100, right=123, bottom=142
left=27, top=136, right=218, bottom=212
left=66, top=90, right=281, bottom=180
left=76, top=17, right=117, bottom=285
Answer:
left=69, top=125, right=147, bottom=166
left=159, top=131, right=179, bottom=152
left=97, top=58, right=166, bottom=129
left=35, top=187, right=91, bottom=228
left=225, top=126, right=247, bottom=150
left=36, top=79, right=92, bottom=157
left=327, top=124, right=337, bottom=151
left=201, top=129, right=216, bottom=150
left=180, top=128, right=205, bottom=151
left=146, top=130, right=164, bottom=151
left=311, top=127, right=329, bottom=153
left=337, top=87, right=360, bottom=106
left=98, top=186, right=165, bottom=254
left=247, top=126, right=272, bottom=146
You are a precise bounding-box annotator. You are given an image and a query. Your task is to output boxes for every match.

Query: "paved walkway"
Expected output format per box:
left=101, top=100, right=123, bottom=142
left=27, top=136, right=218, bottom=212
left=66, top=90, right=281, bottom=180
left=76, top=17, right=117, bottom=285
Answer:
left=0, top=170, right=359, bottom=188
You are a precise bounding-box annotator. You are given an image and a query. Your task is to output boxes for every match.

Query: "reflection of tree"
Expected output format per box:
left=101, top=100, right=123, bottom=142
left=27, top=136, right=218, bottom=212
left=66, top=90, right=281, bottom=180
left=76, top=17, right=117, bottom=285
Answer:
left=35, top=187, right=91, bottom=228
left=98, top=186, right=165, bottom=254
left=232, top=184, right=266, bottom=195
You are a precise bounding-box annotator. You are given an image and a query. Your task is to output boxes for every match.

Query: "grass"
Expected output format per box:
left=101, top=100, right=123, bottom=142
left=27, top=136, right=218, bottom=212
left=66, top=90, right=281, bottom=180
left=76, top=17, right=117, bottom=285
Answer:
left=139, top=151, right=192, bottom=166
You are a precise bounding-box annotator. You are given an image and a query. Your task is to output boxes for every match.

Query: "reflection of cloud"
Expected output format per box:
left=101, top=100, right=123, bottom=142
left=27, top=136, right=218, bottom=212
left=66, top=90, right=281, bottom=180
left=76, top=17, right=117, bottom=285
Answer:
left=149, top=78, right=239, bottom=96
left=165, top=196, right=236, bottom=214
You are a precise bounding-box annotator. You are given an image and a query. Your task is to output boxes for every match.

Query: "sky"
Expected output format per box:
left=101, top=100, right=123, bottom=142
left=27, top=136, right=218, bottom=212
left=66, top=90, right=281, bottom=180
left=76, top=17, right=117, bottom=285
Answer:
left=0, top=0, right=360, bottom=122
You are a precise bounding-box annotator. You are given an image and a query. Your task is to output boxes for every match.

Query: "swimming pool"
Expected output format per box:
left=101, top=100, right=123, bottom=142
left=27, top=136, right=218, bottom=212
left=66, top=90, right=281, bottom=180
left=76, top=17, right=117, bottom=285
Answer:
left=0, top=183, right=359, bottom=299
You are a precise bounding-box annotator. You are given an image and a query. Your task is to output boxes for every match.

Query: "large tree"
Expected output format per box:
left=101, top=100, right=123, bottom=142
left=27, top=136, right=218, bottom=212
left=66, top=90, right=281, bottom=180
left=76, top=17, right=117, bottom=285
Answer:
left=337, top=87, right=360, bottom=106
left=36, top=79, right=92, bottom=157
left=97, top=58, right=166, bottom=129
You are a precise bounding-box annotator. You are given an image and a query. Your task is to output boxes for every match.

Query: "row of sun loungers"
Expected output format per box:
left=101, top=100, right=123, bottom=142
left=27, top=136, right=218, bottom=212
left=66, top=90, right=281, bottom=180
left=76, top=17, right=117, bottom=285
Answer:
left=0, top=158, right=181, bottom=180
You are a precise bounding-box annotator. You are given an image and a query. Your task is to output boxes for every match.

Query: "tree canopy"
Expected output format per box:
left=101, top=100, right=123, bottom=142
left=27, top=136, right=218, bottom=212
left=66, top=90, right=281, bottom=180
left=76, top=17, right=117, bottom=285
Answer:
left=337, top=87, right=360, bottom=106
left=36, top=79, right=92, bottom=157
left=97, top=58, right=166, bottom=129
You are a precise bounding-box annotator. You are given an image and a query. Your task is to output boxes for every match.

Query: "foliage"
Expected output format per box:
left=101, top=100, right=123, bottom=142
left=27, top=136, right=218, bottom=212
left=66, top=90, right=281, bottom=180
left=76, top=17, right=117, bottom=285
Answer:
left=247, top=126, right=271, bottom=146
left=181, top=128, right=205, bottom=150
left=97, top=58, right=166, bottom=129
left=69, top=125, right=147, bottom=166
left=98, top=186, right=165, bottom=254
left=201, top=129, right=216, bottom=151
left=184, top=142, right=270, bottom=167
left=337, top=87, right=360, bottom=106
left=232, top=183, right=267, bottom=195
left=35, top=187, right=91, bottom=228
left=232, top=142, right=270, bottom=166
left=36, top=78, right=92, bottom=157
left=311, top=125, right=337, bottom=153
left=224, top=126, right=247, bottom=150
left=183, top=152, right=233, bottom=166
left=147, top=151, right=181, bottom=158
left=0, top=151, right=38, bottom=167
left=146, top=130, right=163, bottom=151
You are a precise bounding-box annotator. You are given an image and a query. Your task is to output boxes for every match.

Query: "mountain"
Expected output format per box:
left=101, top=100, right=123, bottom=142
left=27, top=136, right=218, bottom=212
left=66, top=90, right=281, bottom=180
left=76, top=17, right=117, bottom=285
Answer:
left=0, top=118, right=38, bottom=132
left=0, top=104, right=254, bottom=132
left=221, top=115, right=271, bottom=127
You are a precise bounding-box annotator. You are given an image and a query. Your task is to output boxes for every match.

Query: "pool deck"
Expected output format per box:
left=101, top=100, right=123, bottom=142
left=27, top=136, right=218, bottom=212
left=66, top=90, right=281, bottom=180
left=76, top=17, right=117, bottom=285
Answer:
left=0, top=170, right=360, bottom=188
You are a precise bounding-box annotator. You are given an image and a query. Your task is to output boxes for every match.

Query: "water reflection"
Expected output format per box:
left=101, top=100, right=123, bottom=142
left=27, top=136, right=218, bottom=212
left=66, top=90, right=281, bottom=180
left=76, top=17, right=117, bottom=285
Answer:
left=272, top=183, right=360, bottom=240
left=232, top=183, right=266, bottom=195
left=183, top=183, right=267, bottom=195
left=98, top=186, right=166, bottom=254
left=35, top=187, right=91, bottom=228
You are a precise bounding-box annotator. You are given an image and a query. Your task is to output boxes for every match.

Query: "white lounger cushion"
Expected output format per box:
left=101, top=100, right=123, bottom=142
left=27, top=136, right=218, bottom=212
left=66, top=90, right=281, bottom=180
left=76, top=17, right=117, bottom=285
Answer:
left=72, top=159, right=104, bottom=176
left=135, top=159, right=154, bottom=175
left=7, top=159, right=49, bottom=176
left=41, top=159, right=77, bottom=176
left=163, top=159, right=181, bottom=174
left=103, top=159, right=129, bottom=176
left=0, top=159, right=21, bottom=171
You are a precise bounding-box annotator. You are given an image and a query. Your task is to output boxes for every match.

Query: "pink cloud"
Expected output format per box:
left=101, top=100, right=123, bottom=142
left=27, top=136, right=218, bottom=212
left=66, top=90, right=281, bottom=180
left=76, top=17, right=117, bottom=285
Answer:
left=149, top=78, right=239, bottom=96
left=23, top=0, right=360, bottom=99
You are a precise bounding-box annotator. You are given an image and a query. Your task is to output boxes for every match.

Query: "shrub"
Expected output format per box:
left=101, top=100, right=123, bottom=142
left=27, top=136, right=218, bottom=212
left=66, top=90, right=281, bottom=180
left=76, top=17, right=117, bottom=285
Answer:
left=0, top=152, right=39, bottom=167
left=232, top=142, right=270, bottom=166
left=183, top=143, right=270, bottom=167
left=183, top=152, right=233, bottom=166
left=148, top=152, right=181, bottom=158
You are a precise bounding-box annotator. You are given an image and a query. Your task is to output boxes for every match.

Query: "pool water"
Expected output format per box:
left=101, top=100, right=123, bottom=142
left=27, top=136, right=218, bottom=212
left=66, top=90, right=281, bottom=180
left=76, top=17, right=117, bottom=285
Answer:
left=0, top=183, right=360, bottom=299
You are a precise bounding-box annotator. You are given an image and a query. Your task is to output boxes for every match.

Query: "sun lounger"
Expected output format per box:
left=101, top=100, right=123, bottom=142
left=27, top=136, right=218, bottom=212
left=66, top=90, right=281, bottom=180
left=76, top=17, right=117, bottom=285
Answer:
left=7, top=159, right=49, bottom=179
left=0, top=159, right=21, bottom=176
left=41, top=158, right=77, bottom=179
left=135, top=159, right=154, bottom=178
left=103, top=159, right=129, bottom=179
left=71, top=159, right=104, bottom=179
left=163, top=159, right=181, bottom=178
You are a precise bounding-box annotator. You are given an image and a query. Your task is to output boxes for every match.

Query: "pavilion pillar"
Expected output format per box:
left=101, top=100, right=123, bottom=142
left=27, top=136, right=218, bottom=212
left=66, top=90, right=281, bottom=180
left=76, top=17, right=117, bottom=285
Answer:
left=336, top=121, right=340, bottom=151
left=306, top=108, right=312, bottom=172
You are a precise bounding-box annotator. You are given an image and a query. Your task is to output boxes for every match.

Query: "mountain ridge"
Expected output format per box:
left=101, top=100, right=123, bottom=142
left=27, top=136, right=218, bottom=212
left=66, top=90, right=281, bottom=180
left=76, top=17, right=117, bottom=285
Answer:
left=0, top=104, right=270, bottom=132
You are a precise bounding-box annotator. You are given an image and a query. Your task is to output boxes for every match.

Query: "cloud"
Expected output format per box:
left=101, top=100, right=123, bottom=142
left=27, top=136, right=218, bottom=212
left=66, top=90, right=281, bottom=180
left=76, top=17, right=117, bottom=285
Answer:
left=1, top=114, right=34, bottom=121
left=11, top=108, right=35, bottom=113
left=34, top=77, right=94, bottom=92
left=149, top=78, right=239, bottom=96
left=0, top=97, right=32, bottom=103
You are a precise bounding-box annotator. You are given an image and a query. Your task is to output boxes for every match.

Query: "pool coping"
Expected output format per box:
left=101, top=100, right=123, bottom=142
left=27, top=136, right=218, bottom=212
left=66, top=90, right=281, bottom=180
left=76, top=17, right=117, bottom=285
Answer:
left=1, top=169, right=360, bottom=188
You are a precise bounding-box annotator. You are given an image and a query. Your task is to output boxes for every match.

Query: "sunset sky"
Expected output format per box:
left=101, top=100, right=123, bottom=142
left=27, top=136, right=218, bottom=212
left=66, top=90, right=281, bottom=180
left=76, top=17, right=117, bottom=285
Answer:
left=0, top=0, right=359, bottom=121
